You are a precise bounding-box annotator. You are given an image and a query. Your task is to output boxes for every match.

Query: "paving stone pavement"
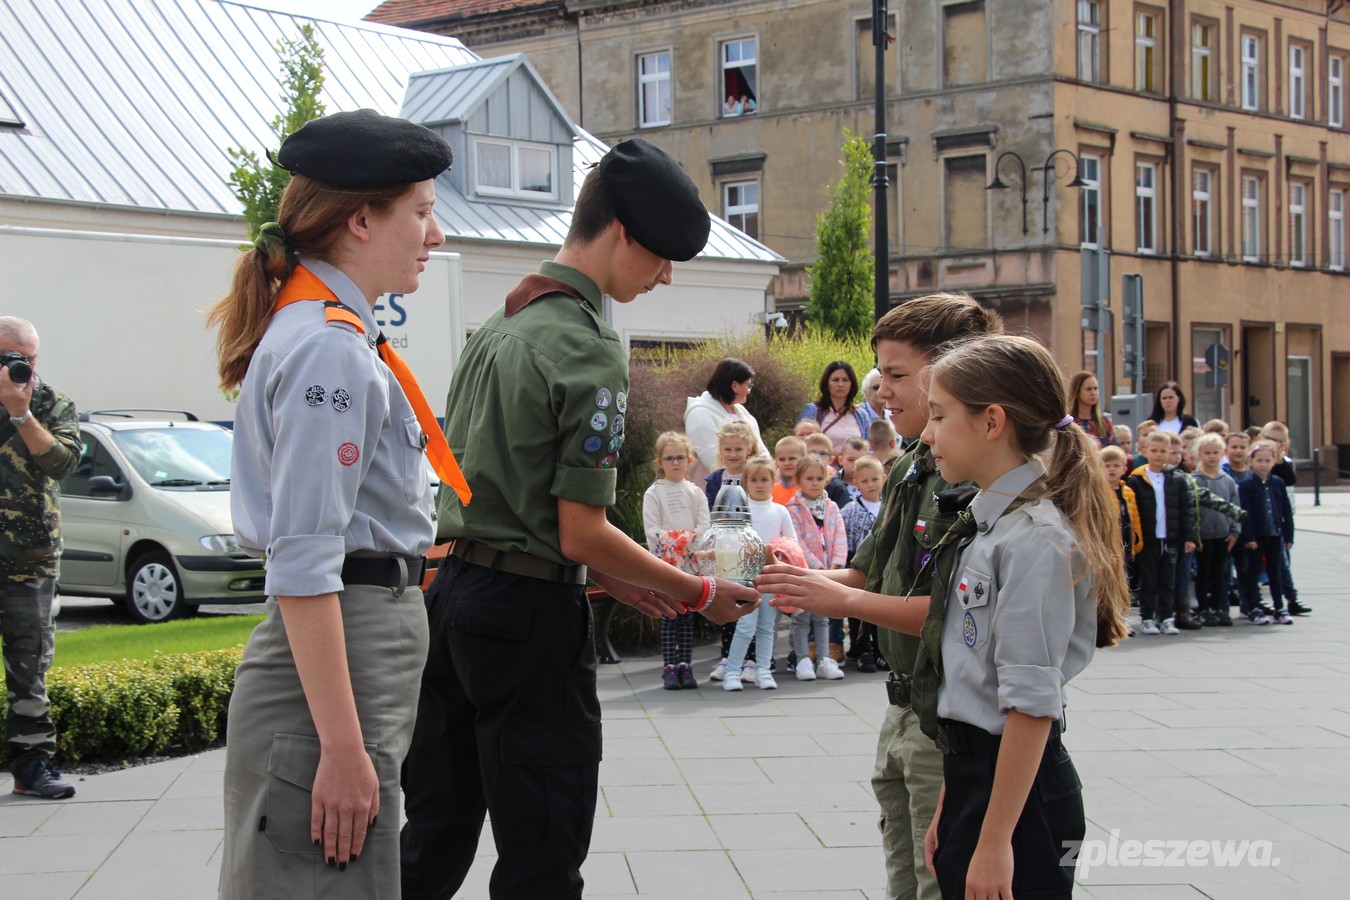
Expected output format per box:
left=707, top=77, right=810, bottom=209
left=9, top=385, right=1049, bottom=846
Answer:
left=2, top=495, right=1346, bottom=899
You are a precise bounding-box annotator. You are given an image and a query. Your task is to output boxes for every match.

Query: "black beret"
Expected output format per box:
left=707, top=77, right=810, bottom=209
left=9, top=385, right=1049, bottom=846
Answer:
left=598, top=139, right=710, bottom=261
left=276, top=109, right=452, bottom=188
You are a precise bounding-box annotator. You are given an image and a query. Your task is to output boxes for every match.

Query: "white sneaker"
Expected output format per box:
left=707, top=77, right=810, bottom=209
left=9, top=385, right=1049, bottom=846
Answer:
left=1161, top=617, right=1180, bottom=635
left=757, top=671, right=778, bottom=690
left=709, top=658, right=727, bottom=681
left=740, top=661, right=757, bottom=681
left=816, top=657, right=845, bottom=680
left=1140, top=619, right=1160, bottom=635
left=795, top=658, right=817, bottom=681
left=723, top=672, right=743, bottom=692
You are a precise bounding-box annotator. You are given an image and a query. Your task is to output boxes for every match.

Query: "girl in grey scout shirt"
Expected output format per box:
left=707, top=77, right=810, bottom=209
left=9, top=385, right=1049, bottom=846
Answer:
left=208, top=110, right=463, bottom=899
left=918, top=335, right=1129, bottom=900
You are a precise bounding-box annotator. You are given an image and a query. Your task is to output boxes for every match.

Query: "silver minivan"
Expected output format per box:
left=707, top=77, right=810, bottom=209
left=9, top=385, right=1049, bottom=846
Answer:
left=58, top=412, right=265, bottom=622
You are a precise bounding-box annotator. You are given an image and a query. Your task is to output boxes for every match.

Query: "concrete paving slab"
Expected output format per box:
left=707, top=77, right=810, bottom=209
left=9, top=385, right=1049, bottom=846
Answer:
left=1, top=529, right=1343, bottom=896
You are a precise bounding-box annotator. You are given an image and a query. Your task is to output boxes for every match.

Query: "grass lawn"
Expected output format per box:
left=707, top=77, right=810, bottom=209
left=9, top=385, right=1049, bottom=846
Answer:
left=52, top=615, right=264, bottom=668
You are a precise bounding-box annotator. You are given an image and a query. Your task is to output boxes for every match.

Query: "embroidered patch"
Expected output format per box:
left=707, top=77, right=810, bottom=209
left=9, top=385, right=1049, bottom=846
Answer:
left=608, top=434, right=624, bottom=452
left=304, top=385, right=326, bottom=406
left=958, top=575, right=968, bottom=593
left=331, top=388, right=351, bottom=412
left=590, top=411, right=608, bottom=432
left=337, top=442, right=360, bottom=466
left=915, top=519, right=926, bottom=533
left=616, top=391, right=628, bottom=414
left=597, top=454, right=615, bottom=469
left=974, top=581, right=985, bottom=600
left=582, top=435, right=604, bottom=454
left=963, top=611, right=977, bottom=648
left=594, top=387, right=612, bottom=410
left=610, top=414, right=624, bottom=435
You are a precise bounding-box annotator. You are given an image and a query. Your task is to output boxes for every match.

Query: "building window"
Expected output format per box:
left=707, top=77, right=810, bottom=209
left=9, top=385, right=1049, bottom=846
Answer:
left=1241, top=175, right=1262, bottom=262
left=1289, top=44, right=1307, bottom=120
left=473, top=139, right=557, bottom=200
left=720, top=38, right=758, bottom=117
left=1241, top=34, right=1262, bottom=111
left=1136, top=163, right=1158, bottom=253
left=942, top=2, right=988, bottom=87
left=723, top=180, right=759, bottom=239
left=1192, top=168, right=1214, bottom=257
left=1331, top=190, right=1346, bottom=271
left=1329, top=55, right=1344, bottom=128
left=1077, top=1, right=1102, bottom=82
left=943, top=154, right=988, bottom=248
left=1080, top=154, right=1102, bottom=247
left=1135, top=10, right=1160, bottom=93
left=1191, top=22, right=1215, bottom=101
left=1289, top=182, right=1308, bottom=266
left=637, top=51, right=671, bottom=128
left=856, top=12, right=901, bottom=99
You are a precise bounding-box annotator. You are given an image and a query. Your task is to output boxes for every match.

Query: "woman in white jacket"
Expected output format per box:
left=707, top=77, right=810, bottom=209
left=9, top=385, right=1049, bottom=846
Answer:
left=684, top=358, right=769, bottom=487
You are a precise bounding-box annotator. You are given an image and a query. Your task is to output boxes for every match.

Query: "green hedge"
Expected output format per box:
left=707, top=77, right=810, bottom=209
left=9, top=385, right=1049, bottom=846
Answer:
left=0, top=647, right=242, bottom=765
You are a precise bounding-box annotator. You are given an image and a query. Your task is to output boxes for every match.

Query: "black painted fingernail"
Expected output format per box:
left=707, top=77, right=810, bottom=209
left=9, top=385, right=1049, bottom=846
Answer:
left=351, top=853, right=359, bottom=862
left=313, top=839, right=321, bottom=847
left=327, top=856, right=336, bottom=868
left=338, top=861, right=347, bottom=872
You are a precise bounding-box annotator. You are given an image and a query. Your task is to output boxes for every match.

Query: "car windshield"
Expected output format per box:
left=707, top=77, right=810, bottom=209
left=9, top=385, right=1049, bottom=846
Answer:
left=110, top=428, right=232, bottom=487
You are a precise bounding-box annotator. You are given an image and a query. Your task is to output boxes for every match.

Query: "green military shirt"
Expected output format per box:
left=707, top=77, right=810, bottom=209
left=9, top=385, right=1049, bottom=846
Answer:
left=1, top=380, right=81, bottom=579
left=436, top=261, right=629, bottom=565
left=850, top=441, right=970, bottom=736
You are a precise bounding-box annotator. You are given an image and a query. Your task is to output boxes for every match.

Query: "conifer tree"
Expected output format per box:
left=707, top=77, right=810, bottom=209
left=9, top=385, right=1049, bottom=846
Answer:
left=807, top=130, right=875, bottom=339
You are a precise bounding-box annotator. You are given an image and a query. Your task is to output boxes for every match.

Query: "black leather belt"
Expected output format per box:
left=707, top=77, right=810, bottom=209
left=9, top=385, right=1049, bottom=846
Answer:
left=886, top=672, right=913, bottom=708
left=341, top=554, right=426, bottom=589
left=935, top=718, right=1063, bottom=756
left=449, top=539, right=588, bottom=586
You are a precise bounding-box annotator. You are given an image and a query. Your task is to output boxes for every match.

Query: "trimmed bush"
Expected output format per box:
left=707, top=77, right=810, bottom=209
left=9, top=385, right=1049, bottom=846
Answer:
left=0, top=647, right=242, bottom=765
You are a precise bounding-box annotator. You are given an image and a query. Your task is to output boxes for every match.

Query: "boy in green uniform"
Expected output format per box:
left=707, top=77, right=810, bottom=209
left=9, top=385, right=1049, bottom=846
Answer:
left=757, top=292, right=1002, bottom=900
left=400, top=139, right=757, bottom=900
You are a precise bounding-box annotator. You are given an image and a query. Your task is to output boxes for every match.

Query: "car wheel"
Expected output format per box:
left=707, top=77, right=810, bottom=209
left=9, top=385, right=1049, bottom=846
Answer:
left=126, top=551, right=186, bottom=624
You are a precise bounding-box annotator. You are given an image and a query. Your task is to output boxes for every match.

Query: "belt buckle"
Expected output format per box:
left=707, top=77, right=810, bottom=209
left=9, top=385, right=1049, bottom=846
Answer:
left=886, top=673, right=912, bottom=707
left=934, top=725, right=951, bottom=755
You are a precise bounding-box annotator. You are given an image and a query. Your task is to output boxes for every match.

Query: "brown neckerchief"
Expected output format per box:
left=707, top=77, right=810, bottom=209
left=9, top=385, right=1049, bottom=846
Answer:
left=504, top=274, right=586, bottom=317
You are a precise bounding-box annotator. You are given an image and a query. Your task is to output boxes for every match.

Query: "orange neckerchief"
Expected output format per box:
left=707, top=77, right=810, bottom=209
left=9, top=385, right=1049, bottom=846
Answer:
left=273, top=265, right=472, bottom=506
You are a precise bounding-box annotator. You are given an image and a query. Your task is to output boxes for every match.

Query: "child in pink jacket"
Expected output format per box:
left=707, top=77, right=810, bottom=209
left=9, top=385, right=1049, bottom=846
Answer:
left=784, top=457, right=848, bottom=680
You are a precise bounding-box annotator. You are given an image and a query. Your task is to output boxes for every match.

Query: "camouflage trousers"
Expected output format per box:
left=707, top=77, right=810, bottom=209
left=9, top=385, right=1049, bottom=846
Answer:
left=1, top=576, right=57, bottom=774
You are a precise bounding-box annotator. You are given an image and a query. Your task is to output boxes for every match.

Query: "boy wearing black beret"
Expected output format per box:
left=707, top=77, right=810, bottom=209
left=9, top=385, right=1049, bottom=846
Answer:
left=400, top=139, right=758, bottom=899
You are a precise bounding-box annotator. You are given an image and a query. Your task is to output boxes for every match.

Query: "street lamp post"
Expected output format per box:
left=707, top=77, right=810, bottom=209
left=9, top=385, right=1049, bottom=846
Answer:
left=871, top=0, right=892, bottom=323
left=985, top=147, right=1087, bottom=235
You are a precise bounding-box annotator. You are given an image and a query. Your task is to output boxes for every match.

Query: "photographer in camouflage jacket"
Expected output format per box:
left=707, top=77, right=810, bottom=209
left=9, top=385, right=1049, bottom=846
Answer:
left=1, top=316, right=81, bottom=799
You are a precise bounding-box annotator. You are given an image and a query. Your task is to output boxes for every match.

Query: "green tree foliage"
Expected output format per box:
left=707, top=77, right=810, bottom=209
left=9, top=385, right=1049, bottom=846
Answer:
left=227, top=23, right=326, bottom=238
left=807, top=130, right=875, bottom=340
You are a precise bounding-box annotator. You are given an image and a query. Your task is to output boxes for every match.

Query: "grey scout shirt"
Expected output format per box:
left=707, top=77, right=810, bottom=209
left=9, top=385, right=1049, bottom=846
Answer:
left=231, top=258, right=436, bottom=597
left=435, top=261, right=629, bottom=565
left=937, top=458, right=1097, bottom=735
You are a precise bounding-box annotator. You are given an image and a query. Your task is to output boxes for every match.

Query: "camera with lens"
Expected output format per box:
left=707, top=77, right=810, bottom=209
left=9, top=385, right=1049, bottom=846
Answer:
left=1, top=351, right=33, bottom=384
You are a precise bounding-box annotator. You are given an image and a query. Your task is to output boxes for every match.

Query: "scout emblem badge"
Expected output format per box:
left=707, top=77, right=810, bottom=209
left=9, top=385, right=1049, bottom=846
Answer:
left=963, top=611, right=978, bottom=648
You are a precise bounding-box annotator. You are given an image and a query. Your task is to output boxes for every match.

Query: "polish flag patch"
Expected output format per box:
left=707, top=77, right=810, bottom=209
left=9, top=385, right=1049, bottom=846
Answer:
left=958, top=576, right=969, bottom=593
left=915, top=520, right=927, bottom=533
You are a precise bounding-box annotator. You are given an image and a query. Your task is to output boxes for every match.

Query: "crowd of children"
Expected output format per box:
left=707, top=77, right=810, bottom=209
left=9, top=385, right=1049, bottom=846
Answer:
left=1104, top=414, right=1307, bottom=632
left=642, top=415, right=902, bottom=692
left=645, top=373, right=1308, bottom=699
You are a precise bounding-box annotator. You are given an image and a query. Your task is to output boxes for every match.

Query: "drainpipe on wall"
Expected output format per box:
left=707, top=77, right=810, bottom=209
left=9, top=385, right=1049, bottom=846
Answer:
left=1169, top=0, right=1187, bottom=384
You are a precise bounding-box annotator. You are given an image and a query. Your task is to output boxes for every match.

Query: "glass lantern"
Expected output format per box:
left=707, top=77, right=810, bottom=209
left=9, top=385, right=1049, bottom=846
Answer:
left=696, top=482, right=766, bottom=587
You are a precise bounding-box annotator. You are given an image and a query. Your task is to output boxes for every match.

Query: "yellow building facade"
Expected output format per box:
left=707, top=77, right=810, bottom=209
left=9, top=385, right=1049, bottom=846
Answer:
left=370, top=0, right=1350, bottom=467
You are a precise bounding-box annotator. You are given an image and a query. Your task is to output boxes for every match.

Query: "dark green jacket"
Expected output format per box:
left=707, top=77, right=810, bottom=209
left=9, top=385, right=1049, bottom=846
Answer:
left=1, top=380, right=81, bottom=579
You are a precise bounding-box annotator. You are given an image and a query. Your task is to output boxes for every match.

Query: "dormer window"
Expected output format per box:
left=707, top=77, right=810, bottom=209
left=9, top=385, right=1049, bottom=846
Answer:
left=0, top=90, right=23, bottom=127
left=474, top=138, right=557, bottom=200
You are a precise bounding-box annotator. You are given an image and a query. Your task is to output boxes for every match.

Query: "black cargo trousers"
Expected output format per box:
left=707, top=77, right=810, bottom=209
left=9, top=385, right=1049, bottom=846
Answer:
left=400, top=555, right=602, bottom=899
